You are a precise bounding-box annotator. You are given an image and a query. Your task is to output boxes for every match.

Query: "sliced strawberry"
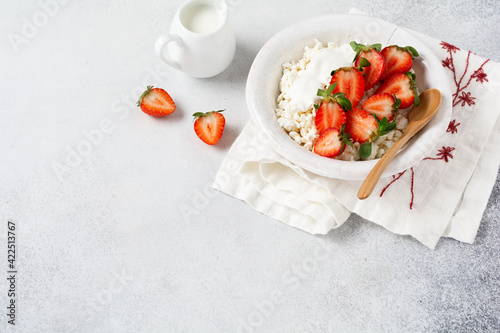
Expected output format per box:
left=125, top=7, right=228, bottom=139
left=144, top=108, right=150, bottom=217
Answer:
left=313, top=127, right=351, bottom=157
left=351, top=42, right=386, bottom=90
left=345, top=107, right=397, bottom=159
left=315, top=102, right=346, bottom=135
left=136, top=86, right=176, bottom=117
left=314, top=83, right=351, bottom=134
left=344, top=107, right=378, bottom=143
left=380, top=45, right=419, bottom=81
left=374, top=72, right=419, bottom=109
left=193, top=110, right=225, bottom=145
left=330, top=67, right=365, bottom=108
left=362, top=93, right=400, bottom=121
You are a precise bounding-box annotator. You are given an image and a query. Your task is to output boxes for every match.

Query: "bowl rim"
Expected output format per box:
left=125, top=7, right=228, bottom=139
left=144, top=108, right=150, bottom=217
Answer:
left=246, top=13, right=452, bottom=180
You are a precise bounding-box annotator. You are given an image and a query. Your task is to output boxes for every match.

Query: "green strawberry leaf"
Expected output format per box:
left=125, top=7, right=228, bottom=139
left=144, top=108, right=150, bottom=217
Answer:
left=405, top=72, right=420, bottom=106
left=404, top=72, right=414, bottom=80
left=336, top=95, right=352, bottom=111
left=317, top=89, right=328, bottom=98
left=350, top=41, right=360, bottom=51
left=370, top=43, right=382, bottom=52
left=192, top=109, right=225, bottom=120
left=392, top=94, right=401, bottom=112
left=406, top=46, right=419, bottom=59
left=413, top=92, right=420, bottom=106
left=390, top=45, right=420, bottom=59
left=313, top=104, right=320, bottom=110
left=376, top=115, right=388, bottom=131
left=339, top=124, right=354, bottom=148
left=358, top=57, right=371, bottom=69
left=326, top=82, right=337, bottom=95
left=318, top=83, right=337, bottom=99
left=378, top=121, right=397, bottom=137
left=359, top=142, right=372, bottom=160
left=350, top=41, right=363, bottom=62
left=350, top=42, right=381, bottom=61
left=373, top=116, right=397, bottom=137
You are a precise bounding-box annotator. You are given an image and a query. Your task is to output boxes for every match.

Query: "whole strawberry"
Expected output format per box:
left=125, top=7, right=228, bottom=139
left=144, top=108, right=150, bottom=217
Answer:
left=193, top=109, right=226, bottom=145
left=136, top=86, right=176, bottom=117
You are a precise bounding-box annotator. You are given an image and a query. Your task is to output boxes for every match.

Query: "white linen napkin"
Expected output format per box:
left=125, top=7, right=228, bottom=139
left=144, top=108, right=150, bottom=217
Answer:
left=213, top=12, right=500, bottom=249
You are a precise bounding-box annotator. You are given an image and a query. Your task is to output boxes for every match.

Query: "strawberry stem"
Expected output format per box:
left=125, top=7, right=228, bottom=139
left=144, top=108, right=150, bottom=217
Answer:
left=192, top=109, right=225, bottom=121
left=316, top=84, right=351, bottom=111
left=350, top=41, right=382, bottom=62
left=136, top=85, right=153, bottom=107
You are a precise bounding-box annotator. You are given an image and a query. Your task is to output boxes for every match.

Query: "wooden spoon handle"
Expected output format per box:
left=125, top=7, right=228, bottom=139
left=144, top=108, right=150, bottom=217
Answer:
left=357, top=128, right=415, bottom=200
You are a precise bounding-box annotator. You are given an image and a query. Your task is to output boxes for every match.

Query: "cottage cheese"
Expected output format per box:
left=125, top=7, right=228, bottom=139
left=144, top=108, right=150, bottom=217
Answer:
left=275, top=40, right=409, bottom=160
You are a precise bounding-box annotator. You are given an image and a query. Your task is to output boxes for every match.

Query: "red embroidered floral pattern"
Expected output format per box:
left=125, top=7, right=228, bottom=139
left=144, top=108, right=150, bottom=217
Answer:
left=440, top=41, right=460, bottom=53
left=380, top=168, right=415, bottom=210
left=380, top=146, right=455, bottom=210
left=457, top=91, right=476, bottom=107
left=471, top=68, right=488, bottom=83
left=442, top=57, right=452, bottom=69
left=424, top=146, right=455, bottom=162
left=378, top=41, right=490, bottom=210
left=440, top=41, right=490, bottom=107
left=446, top=119, right=460, bottom=134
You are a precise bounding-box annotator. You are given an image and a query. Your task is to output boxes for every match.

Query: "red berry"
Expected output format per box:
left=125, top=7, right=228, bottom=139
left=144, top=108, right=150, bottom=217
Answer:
left=313, top=127, right=346, bottom=157
left=380, top=46, right=416, bottom=81
left=315, top=101, right=346, bottom=135
left=136, top=86, right=176, bottom=117
left=362, top=93, right=398, bottom=121
left=355, top=49, right=386, bottom=90
left=344, top=108, right=378, bottom=143
left=330, top=68, right=365, bottom=108
left=375, top=73, right=416, bottom=109
left=193, top=110, right=225, bottom=145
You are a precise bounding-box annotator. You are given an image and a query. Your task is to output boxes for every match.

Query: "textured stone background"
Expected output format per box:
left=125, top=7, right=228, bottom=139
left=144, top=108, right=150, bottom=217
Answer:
left=0, top=0, right=499, bottom=332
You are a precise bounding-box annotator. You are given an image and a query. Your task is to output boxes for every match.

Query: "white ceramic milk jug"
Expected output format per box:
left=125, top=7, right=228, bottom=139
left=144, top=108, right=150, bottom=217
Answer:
left=155, top=0, right=235, bottom=78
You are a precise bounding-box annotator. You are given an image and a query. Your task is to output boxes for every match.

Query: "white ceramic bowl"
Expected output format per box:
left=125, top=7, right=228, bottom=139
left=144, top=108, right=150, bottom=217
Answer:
left=246, top=14, right=452, bottom=180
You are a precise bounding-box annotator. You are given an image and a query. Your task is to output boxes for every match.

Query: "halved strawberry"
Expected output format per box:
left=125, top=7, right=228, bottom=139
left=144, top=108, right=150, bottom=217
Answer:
left=345, top=107, right=397, bottom=159
left=315, top=102, right=346, bottom=135
left=351, top=42, right=386, bottom=90
left=314, top=83, right=351, bottom=134
left=330, top=66, right=365, bottom=108
left=374, top=72, right=419, bottom=109
left=344, top=107, right=378, bottom=144
left=136, top=86, right=176, bottom=117
left=380, top=45, right=419, bottom=81
left=313, top=127, right=351, bottom=157
left=362, top=93, right=400, bottom=121
left=193, top=109, right=225, bottom=145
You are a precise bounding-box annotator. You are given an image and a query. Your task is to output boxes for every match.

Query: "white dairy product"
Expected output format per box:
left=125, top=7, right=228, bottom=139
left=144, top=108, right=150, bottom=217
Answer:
left=287, top=43, right=353, bottom=111
left=182, top=4, right=222, bottom=34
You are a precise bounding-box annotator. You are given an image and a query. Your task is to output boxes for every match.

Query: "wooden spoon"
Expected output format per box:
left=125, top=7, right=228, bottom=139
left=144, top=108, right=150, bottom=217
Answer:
left=357, top=89, right=442, bottom=200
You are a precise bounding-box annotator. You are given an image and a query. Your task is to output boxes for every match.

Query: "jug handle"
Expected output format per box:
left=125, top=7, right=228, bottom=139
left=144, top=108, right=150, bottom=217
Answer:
left=154, top=34, right=183, bottom=70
